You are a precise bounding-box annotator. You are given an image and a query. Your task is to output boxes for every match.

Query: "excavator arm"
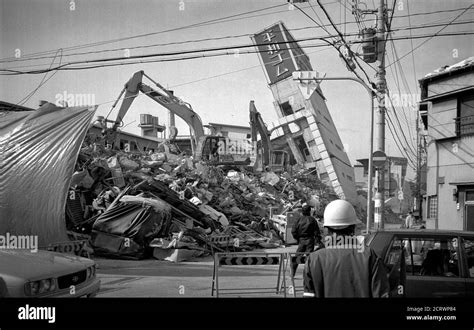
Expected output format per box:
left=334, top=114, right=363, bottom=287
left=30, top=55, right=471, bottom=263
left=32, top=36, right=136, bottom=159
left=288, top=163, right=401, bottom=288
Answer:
left=249, top=101, right=272, bottom=165
left=109, top=70, right=205, bottom=153
left=250, top=100, right=310, bottom=172
left=249, top=100, right=272, bottom=166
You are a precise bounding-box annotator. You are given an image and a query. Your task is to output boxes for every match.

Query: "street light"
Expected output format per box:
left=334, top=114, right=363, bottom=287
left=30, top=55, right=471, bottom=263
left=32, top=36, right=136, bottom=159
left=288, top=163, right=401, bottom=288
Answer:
left=292, top=71, right=376, bottom=233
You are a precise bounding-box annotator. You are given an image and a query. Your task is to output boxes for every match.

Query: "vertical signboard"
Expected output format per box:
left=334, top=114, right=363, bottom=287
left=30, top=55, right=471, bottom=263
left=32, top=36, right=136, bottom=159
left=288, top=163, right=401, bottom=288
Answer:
left=251, top=22, right=297, bottom=85
left=280, top=23, right=313, bottom=72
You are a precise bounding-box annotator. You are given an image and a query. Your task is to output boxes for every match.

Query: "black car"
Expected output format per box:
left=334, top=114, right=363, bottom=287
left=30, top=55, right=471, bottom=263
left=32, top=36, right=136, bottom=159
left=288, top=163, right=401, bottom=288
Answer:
left=366, top=229, right=474, bottom=297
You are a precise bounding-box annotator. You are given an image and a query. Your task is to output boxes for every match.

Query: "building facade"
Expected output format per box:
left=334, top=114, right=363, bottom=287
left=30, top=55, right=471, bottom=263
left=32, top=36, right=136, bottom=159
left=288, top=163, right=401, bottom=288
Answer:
left=419, top=57, right=474, bottom=230
left=251, top=22, right=358, bottom=204
left=204, top=122, right=251, bottom=140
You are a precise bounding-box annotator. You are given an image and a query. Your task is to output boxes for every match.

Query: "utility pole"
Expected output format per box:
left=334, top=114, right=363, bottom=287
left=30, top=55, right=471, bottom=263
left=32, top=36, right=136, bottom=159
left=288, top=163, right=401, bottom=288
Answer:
left=416, top=106, right=420, bottom=216
left=374, top=0, right=387, bottom=229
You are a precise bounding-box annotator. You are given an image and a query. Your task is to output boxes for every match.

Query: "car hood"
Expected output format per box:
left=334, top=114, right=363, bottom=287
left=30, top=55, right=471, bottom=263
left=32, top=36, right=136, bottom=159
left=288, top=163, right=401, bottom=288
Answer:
left=0, top=249, right=94, bottom=280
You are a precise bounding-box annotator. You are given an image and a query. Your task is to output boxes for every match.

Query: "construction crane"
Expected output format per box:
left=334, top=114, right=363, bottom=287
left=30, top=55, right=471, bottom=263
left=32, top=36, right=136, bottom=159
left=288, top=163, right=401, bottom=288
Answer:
left=101, top=70, right=252, bottom=165
left=249, top=100, right=291, bottom=173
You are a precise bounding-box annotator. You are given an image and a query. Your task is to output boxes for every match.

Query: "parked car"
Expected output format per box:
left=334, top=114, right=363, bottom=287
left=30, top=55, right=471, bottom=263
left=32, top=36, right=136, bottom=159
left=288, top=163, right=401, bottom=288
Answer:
left=0, top=249, right=100, bottom=297
left=366, top=229, right=474, bottom=297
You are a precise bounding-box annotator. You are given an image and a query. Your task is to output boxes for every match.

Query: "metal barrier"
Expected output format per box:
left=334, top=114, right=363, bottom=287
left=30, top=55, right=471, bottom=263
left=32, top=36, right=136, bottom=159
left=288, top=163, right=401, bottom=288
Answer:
left=211, top=252, right=287, bottom=298
left=283, top=252, right=310, bottom=298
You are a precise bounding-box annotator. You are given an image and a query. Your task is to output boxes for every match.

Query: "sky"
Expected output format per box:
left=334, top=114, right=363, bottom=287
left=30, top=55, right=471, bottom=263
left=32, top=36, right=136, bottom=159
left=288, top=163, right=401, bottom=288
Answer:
left=1, top=0, right=473, bottom=179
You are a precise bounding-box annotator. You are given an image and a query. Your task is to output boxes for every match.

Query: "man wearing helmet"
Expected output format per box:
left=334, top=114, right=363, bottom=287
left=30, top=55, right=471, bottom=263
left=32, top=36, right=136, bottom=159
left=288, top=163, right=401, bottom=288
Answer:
left=302, top=199, right=390, bottom=298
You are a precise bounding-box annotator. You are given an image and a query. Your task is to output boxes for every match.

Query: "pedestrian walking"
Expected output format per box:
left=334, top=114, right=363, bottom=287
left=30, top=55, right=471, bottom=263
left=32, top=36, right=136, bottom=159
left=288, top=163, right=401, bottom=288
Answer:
left=290, top=204, right=322, bottom=278
left=303, top=199, right=390, bottom=297
left=405, top=211, right=415, bottom=229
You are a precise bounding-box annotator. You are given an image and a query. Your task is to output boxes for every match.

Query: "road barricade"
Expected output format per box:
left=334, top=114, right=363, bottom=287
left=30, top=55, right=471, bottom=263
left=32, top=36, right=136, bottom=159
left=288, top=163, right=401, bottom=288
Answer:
left=284, top=252, right=310, bottom=298
left=211, top=252, right=287, bottom=298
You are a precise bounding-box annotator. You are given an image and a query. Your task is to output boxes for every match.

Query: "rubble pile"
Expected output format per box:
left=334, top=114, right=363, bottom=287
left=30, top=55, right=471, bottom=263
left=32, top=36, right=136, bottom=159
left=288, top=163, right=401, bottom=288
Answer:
left=66, top=140, right=335, bottom=261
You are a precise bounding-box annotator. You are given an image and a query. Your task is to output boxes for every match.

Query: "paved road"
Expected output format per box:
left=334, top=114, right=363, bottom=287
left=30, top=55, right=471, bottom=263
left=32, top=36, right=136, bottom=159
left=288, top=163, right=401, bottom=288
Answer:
left=95, top=227, right=403, bottom=298
left=96, top=246, right=302, bottom=298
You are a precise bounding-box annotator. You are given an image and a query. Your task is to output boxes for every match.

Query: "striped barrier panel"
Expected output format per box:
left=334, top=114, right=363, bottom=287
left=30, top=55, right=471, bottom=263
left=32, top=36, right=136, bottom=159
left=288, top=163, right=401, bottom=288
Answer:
left=290, top=254, right=308, bottom=265
left=211, top=252, right=287, bottom=298
left=218, top=255, right=280, bottom=266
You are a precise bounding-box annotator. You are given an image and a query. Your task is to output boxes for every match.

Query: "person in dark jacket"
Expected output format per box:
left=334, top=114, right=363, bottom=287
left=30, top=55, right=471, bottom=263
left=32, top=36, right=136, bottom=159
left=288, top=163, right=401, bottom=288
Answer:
left=291, top=204, right=322, bottom=277
left=303, top=199, right=390, bottom=297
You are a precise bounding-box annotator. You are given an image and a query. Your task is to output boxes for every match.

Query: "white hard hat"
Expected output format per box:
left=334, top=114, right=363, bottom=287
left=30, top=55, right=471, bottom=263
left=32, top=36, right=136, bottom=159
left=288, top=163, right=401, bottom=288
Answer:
left=323, top=199, right=361, bottom=228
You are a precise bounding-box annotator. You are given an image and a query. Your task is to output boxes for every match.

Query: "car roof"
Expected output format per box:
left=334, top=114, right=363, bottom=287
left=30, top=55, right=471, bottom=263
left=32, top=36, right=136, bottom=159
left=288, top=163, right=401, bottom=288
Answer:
left=372, top=229, right=474, bottom=236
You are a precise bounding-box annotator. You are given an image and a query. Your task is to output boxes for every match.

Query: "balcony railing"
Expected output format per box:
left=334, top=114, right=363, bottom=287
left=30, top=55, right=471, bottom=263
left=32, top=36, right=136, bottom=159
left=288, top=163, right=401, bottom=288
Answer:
left=455, top=115, right=474, bottom=136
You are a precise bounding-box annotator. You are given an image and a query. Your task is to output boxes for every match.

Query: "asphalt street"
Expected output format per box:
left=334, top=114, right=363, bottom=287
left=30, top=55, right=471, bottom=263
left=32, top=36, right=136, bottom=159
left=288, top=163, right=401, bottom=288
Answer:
left=96, top=246, right=301, bottom=298
left=96, top=225, right=402, bottom=298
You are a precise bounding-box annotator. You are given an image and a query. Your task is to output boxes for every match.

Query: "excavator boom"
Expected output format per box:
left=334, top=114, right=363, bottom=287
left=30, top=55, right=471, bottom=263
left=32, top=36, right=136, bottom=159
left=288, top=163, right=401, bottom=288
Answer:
left=112, top=71, right=205, bottom=152
left=249, top=100, right=271, bottom=166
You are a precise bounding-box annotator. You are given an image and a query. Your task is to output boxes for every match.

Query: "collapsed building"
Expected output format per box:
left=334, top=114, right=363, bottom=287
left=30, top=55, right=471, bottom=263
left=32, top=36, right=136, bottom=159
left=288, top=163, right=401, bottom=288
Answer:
left=251, top=21, right=358, bottom=205
left=0, top=23, right=363, bottom=261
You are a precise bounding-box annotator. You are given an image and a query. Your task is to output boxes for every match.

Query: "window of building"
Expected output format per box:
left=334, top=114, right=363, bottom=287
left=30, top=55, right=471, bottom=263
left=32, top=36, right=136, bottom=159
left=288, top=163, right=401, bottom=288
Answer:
left=294, top=135, right=310, bottom=161
left=280, top=101, right=294, bottom=116
left=428, top=195, right=438, bottom=219
left=119, top=139, right=128, bottom=150
left=458, top=94, right=474, bottom=136
left=466, top=190, right=474, bottom=202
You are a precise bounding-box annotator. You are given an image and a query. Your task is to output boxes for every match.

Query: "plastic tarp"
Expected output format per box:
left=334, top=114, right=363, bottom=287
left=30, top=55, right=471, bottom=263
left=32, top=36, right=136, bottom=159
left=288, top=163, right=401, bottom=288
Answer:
left=91, top=196, right=172, bottom=259
left=0, top=103, right=97, bottom=246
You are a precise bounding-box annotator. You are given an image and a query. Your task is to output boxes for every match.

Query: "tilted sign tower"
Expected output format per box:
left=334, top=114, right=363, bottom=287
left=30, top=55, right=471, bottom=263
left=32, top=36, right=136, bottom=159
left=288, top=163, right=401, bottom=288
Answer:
left=251, top=21, right=357, bottom=203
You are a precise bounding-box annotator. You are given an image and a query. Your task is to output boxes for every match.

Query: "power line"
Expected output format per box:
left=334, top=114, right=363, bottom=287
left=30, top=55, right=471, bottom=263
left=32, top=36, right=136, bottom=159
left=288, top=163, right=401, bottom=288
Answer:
left=388, top=0, right=397, bottom=29
left=2, top=4, right=470, bottom=64
left=386, top=4, right=474, bottom=68
left=0, top=3, right=289, bottom=62
left=16, top=49, right=63, bottom=107
left=314, top=0, right=375, bottom=87
left=52, top=47, right=332, bottom=115
left=386, top=112, right=417, bottom=169
left=390, top=40, right=419, bottom=149
left=2, top=31, right=474, bottom=75
left=406, top=0, right=419, bottom=94
left=386, top=40, right=416, bottom=147
left=170, top=46, right=333, bottom=89
left=4, top=16, right=473, bottom=72
left=0, top=36, right=336, bottom=74
left=2, top=15, right=473, bottom=66
left=0, top=1, right=347, bottom=63
left=308, top=0, right=333, bottom=35
left=385, top=88, right=418, bottom=157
